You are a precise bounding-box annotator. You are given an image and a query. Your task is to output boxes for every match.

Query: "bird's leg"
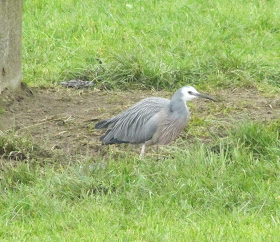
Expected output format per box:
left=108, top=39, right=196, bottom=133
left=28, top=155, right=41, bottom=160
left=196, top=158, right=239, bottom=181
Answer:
left=127, top=144, right=131, bottom=156
left=157, top=145, right=159, bottom=160
left=156, top=145, right=159, bottom=161
left=139, top=144, right=145, bottom=159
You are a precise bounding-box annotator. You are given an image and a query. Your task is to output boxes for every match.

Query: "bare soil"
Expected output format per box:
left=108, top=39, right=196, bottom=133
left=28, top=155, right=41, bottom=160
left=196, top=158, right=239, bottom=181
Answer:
left=0, top=85, right=279, bottom=161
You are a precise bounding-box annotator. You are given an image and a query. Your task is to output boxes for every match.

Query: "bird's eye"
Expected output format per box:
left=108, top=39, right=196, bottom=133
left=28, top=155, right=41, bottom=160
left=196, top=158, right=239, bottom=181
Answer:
left=188, top=91, right=192, bottom=94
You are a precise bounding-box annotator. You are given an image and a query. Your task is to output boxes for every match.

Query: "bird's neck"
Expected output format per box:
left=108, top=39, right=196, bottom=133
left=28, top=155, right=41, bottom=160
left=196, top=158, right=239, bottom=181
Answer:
left=170, top=97, right=189, bottom=114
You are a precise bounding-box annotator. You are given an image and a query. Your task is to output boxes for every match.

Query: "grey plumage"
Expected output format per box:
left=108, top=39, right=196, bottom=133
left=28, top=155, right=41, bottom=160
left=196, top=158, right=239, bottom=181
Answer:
left=95, top=86, right=216, bottom=156
left=97, top=97, right=172, bottom=144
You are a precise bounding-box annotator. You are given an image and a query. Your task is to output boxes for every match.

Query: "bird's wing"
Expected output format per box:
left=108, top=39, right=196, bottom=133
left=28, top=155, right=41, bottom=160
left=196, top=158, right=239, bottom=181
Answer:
left=101, top=97, right=170, bottom=144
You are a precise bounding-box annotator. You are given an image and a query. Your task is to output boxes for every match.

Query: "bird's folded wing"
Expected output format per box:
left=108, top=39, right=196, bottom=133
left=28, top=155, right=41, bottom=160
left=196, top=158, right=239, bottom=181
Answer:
left=102, top=97, right=170, bottom=144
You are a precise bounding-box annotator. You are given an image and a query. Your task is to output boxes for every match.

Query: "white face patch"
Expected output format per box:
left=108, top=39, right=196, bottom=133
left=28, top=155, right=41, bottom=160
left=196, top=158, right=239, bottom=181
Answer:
left=181, top=86, right=199, bottom=102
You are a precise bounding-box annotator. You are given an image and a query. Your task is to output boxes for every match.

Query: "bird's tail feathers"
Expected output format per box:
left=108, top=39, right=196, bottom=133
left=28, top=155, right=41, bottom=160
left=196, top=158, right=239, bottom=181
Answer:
left=100, top=130, right=129, bottom=145
left=100, top=129, right=111, bottom=141
left=95, top=120, right=110, bottom=129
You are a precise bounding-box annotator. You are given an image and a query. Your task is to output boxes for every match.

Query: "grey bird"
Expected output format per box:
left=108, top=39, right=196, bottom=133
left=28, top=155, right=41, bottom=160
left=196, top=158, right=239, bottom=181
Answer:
left=95, top=86, right=216, bottom=157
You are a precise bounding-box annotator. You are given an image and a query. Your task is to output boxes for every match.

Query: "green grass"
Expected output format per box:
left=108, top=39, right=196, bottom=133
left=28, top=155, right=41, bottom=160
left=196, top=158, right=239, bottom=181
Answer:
left=23, top=0, right=280, bottom=89
left=8, top=0, right=280, bottom=239
left=0, top=121, right=279, bottom=240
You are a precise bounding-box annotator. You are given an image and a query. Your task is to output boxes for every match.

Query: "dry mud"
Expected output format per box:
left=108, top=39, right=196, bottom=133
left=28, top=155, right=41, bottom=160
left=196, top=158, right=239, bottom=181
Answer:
left=0, top=86, right=279, bottom=161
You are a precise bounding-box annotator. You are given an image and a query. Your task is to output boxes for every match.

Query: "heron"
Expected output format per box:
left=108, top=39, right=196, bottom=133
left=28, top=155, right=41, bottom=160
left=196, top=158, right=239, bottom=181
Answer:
left=95, top=86, right=217, bottom=157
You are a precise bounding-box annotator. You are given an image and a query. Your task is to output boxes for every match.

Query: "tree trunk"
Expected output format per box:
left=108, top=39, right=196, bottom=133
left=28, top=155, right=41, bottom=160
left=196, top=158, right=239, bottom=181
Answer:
left=0, top=0, right=23, bottom=93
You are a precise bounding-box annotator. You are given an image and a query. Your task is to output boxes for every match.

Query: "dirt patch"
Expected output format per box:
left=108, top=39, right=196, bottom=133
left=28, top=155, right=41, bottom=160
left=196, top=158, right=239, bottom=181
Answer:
left=0, top=86, right=279, bottom=161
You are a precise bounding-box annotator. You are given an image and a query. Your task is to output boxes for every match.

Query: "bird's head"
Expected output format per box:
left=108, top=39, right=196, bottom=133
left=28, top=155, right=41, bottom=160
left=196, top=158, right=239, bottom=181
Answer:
left=181, top=86, right=217, bottom=102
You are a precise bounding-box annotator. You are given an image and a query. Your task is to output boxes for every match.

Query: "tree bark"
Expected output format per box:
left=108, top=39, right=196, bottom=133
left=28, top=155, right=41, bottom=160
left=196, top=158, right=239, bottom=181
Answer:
left=0, top=0, right=23, bottom=93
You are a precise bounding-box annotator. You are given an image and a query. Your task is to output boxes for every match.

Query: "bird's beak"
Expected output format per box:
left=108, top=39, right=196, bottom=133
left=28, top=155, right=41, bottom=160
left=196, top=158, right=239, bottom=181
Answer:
left=193, top=92, right=217, bottom=102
